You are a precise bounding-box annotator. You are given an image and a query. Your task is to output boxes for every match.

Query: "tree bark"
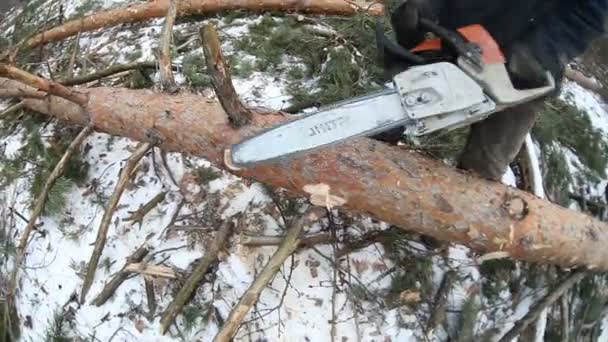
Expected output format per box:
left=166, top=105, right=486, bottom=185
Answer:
left=5, top=77, right=608, bottom=271
left=22, top=0, right=384, bottom=50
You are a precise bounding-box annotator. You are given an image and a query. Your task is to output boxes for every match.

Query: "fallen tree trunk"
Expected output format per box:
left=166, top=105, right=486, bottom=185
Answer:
left=4, top=78, right=608, bottom=271
left=22, top=0, right=384, bottom=50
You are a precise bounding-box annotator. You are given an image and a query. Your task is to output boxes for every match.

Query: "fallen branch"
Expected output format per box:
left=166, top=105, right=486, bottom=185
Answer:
left=0, top=102, right=24, bottom=118
left=60, top=61, right=157, bottom=86
left=22, top=0, right=384, bottom=50
left=92, top=246, right=150, bottom=306
left=123, top=191, right=167, bottom=226
left=145, top=277, right=157, bottom=321
left=158, top=0, right=178, bottom=91
left=160, top=220, right=234, bottom=334
left=9, top=125, right=93, bottom=297
left=560, top=294, right=570, bottom=342
left=81, top=142, right=152, bottom=303
left=239, top=232, right=333, bottom=248
left=124, top=263, right=178, bottom=279
left=498, top=269, right=587, bottom=342
left=200, top=24, right=252, bottom=127
left=213, top=208, right=321, bottom=342
left=5, top=72, right=608, bottom=270
left=426, top=270, right=456, bottom=335
left=0, top=88, right=47, bottom=99
left=0, top=65, right=87, bottom=105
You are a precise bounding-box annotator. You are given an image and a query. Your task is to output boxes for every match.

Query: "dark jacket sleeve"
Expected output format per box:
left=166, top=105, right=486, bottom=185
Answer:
left=524, top=0, right=608, bottom=79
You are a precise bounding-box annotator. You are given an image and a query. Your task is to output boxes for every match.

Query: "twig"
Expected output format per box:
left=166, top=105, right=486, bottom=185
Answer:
left=239, top=232, right=333, bottom=248
left=92, top=246, right=150, bottom=306
left=498, top=269, right=587, bottom=342
left=560, top=294, right=570, bottom=342
left=0, top=102, right=24, bottom=118
left=0, top=64, right=87, bottom=105
left=213, top=208, right=320, bottom=342
left=123, top=191, right=167, bottom=226
left=0, top=88, right=47, bottom=99
left=60, top=61, right=157, bottom=86
left=200, top=24, right=252, bottom=127
left=124, top=263, right=177, bottom=279
left=145, top=277, right=156, bottom=321
left=158, top=0, right=178, bottom=91
left=81, top=142, right=152, bottom=303
left=160, top=220, right=235, bottom=334
left=426, top=270, right=457, bottom=335
left=9, top=126, right=93, bottom=298
left=66, top=31, right=81, bottom=79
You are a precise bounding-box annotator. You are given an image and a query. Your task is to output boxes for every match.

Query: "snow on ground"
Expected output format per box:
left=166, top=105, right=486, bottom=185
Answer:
left=5, top=0, right=608, bottom=340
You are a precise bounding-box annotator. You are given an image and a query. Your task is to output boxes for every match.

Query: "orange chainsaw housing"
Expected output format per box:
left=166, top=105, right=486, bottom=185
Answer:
left=411, top=25, right=506, bottom=65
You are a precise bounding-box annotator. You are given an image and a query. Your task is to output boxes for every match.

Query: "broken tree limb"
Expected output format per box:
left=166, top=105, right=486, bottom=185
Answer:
left=60, top=61, right=158, bottom=86
left=201, top=24, right=252, bottom=127
left=145, top=277, right=157, bottom=321
left=0, top=102, right=24, bottom=119
left=426, top=270, right=457, bottom=335
left=123, top=191, right=167, bottom=226
left=5, top=77, right=608, bottom=271
left=213, top=208, right=321, bottom=342
left=81, top=142, right=152, bottom=303
left=239, top=232, right=333, bottom=248
left=22, top=0, right=384, bottom=50
left=0, top=65, right=87, bottom=105
left=158, top=0, right=178, bottom=91
left=160, top=220, right=234, bottom=334
left=9, top=125, right=93, bottom=300
left=124, top=263, right=178, bottom=279
left=93, top=246, right=150, bottom=306
left=497, top=269, right=587, bottom=342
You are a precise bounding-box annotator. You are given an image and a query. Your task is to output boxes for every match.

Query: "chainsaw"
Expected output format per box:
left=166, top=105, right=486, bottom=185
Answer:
left=226, top=19, right=556, bottom=169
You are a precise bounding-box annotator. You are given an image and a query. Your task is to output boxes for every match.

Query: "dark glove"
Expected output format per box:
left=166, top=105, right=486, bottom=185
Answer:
left=390, top=0, right=440, bottom=49
left=506, top=42, right=554, bottom=90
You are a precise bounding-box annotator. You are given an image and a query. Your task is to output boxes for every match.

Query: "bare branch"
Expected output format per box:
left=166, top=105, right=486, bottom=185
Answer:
left=158, top=0, right=178, bottom=91
left=92, top=246, right=150, bottom=306
left=0, top=88, right=46, bottom=99
left=213, top=208, right=322, bottom=342
left=0, top=65, right=87, bottom=105
left=426, top=270, right=457, bottom=335
left=124, top=263, right=178, bottom=279
left=145, top=277, right=157, bottom=321
left=200, top=24, right=252, bottom=127
left=239, top=232, right=333, bottom=248
left=160, top=220, right=234, bottom=334
left=123, top=191, right=167, bottom=226
left=81, top=142, right=152, bottom=303
left=60, top=61, right=157, bottom=86
left=498, top=269, right=587, bottom=342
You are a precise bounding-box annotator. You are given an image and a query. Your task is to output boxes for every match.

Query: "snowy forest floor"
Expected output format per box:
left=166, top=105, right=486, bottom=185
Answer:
left=2, top=0, right=608, bottom=341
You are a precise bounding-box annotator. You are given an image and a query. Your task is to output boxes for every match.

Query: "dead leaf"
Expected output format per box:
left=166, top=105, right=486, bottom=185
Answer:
left=399, top=290, right=422, bottom=303
left=134, top=319, right=146, bottom=333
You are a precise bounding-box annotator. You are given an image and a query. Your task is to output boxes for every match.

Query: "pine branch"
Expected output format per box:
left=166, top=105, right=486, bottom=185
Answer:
left=8, top=125, right=93, bottom=299
left=92, top=246, right=150, bottom=306
left=160, top=220, right=234, bottom=334
left=212, top=208, right=321, bottom=342
left=80, top=142, right=152, bottom=303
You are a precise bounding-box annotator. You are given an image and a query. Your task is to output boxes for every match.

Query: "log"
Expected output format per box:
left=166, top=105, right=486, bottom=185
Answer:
left=565, top=65, right=603, bottom=93
left=22, top=0, right=384, bottom=50
left=4, top=77, right=608, bottom=271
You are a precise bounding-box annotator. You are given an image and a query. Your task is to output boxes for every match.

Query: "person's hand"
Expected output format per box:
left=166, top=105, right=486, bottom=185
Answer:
left=506, top=42, right=551, bottom=89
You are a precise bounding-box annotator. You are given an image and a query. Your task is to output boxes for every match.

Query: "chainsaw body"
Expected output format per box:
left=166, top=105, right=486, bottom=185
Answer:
left=227, top=24, right=555, bottom=169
